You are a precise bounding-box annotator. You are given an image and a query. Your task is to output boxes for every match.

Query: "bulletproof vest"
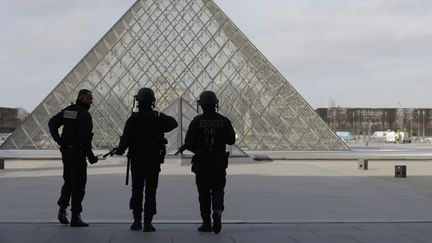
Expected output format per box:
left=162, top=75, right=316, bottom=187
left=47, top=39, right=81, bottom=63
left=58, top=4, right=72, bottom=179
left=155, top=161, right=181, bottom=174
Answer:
left=61, top=104, right=90, bottom=146
left=197, top=115, right=226, bottom=154
left=129, top=111, right=165, bottom=152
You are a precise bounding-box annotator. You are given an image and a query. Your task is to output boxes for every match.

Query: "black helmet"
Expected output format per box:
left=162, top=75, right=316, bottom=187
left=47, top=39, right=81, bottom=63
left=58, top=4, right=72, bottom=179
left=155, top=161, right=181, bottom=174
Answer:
left=197, top=91, right=219, bottom=106
left=136, top=88, right=155, bottom=104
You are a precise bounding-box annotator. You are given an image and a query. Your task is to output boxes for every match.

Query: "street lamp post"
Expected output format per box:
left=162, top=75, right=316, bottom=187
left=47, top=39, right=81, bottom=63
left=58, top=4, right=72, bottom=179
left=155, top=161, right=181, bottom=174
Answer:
left=397, top=102, right=402, bottom=129
left=417, top=110, right=420, bottom=141
left=422, top=110, right=426, bottom=140
left=367, top=120, right=372, bottom=146
left=357, top=109, right=360, bottom=137
left=333, top=108, right=336, bottom=132
left=410, top=112, right=413, bottom=136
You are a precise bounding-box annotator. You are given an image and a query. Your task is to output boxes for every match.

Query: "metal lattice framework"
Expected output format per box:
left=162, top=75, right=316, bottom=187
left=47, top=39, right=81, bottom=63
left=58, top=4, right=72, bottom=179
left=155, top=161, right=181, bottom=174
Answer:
left=1, top=0, right=348, bottom=151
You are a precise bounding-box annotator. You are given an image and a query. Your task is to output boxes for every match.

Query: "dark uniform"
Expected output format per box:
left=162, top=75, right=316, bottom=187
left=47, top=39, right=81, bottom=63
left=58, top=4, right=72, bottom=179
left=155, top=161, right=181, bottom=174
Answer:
left=115, top=88, right=178, bottom=231
left=181, top=91, right=235, bottom=233
left=48, top=89, right=98, bottom=227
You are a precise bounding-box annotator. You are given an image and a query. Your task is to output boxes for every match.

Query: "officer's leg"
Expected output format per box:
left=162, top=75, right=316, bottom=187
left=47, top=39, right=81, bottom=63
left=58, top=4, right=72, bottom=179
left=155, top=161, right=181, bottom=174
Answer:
left=70, top=151, right=88, bottom=227
left=57, top=148, right=72, bottom=224
left=196, top=171, right=212, bottom=232
left=211, top=170, right=226, bottom=212
left=210, top=169, right=226, bottom=234
left=143, top=170, right=159, bottom=232
left=129, top=162, right=144, bottom=231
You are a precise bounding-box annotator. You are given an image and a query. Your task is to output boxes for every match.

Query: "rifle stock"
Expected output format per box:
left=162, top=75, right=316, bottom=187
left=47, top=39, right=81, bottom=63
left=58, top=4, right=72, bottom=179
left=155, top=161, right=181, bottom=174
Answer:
left=174, top=144, right=187, bottom=155
left=103, top=148, right=117, bottom=158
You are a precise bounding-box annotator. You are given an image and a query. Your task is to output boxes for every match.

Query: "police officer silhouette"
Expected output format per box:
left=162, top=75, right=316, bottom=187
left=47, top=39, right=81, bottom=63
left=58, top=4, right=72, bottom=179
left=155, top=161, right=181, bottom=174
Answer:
left=115, top=88, right=178, bottom=231
left=178, top=91, right=235, bottom=233
left=48, top=89, right=99, bottom=227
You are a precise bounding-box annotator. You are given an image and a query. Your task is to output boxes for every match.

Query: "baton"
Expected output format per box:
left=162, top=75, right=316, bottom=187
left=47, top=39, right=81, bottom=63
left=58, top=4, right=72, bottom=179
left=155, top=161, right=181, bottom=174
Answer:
left=126, top=157, right=131, bottom=186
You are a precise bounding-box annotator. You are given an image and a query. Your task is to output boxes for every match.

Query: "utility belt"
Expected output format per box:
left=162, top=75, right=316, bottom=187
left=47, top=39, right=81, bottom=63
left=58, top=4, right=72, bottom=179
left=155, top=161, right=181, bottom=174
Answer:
left=61, top=144, right=88, bottom=158
left=62, top=143, right=83, bottom=149
left=132, top=144, right=166, bottom=154
left=195, top=152, right=227, bottom=158
left=136, top=138, right=167, bottom=154
left=129, top=144, right=166, bottom=164
left=191, top=151, right=230, bottom=173
left=196, top=147, right=226, bottom=155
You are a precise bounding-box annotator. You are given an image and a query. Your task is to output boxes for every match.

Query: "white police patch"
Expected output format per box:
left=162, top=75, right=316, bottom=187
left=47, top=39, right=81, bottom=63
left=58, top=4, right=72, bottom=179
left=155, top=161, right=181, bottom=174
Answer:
left=200, top=119, right=223, bottom=128
left=63, top=110, right=78, bottom=119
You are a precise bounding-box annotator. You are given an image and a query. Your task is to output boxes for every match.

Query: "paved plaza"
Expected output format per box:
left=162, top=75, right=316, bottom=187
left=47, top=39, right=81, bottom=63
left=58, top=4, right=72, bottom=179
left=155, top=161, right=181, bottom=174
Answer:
left=3, top=222, right=432, bottom=243
left=2, top=152, right=432, bottom=242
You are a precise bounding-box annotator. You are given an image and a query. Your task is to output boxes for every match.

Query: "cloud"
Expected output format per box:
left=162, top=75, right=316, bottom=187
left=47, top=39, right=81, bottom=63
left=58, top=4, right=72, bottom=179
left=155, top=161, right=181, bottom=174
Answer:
left=0, top=0, right=136, bottom=110
left=1, top=0, right=431, bottom=111
left=214, top=0, right=432, bottom=108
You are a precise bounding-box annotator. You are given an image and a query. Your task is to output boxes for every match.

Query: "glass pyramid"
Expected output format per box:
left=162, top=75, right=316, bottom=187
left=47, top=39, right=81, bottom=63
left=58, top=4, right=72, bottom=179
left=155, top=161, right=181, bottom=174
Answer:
left=1, top=0, right=348, bottom=151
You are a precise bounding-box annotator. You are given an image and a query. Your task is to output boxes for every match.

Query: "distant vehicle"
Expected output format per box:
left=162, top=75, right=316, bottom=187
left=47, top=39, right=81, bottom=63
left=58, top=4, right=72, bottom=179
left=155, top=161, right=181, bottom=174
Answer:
left=385, top=131, right=396, bottom=143
left=372, top=131, right=387, bottom=140
left=336, top=131, right=355, bottom=141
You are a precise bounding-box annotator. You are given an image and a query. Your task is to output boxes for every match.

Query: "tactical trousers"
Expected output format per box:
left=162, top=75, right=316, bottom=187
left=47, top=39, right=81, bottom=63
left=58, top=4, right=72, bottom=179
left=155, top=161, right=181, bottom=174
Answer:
left=57, top=147, right=87, bottom=214
left=129, top=160, right=160, bottom=216
left=195, top=167, right=226, bottom=216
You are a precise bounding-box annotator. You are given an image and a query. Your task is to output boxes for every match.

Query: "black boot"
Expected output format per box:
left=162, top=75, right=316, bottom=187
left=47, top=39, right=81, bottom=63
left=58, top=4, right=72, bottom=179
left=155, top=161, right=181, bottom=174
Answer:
left=198, top=214, right=212, bottom=232
left=58, top=207, right=69, bottom=225
left=212, top=211, right=222, bottom=234
left=143, top=214, right=156, bottom=232
left=130, top=211, right=142, bottom=231
left=70, top=214, right=89, bottom=227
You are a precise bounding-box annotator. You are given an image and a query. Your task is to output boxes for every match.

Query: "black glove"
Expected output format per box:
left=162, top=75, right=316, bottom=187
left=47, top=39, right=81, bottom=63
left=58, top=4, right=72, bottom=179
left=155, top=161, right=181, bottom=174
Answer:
left=114, top=148, right=125, bottom=156
left=88, top=155, right=98, bottom=164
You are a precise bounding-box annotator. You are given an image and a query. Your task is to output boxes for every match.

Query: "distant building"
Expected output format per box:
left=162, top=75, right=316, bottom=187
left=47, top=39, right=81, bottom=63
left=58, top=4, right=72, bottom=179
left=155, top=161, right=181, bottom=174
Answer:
left=0, top=107, right=28, bottom=133
left=316, top=108, right=431, bottom=136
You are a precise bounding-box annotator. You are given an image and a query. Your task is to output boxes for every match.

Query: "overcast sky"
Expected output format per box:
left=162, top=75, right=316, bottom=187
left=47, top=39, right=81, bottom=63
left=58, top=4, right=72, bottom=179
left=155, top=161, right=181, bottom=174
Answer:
left=1, top=0, right=431, bottom=112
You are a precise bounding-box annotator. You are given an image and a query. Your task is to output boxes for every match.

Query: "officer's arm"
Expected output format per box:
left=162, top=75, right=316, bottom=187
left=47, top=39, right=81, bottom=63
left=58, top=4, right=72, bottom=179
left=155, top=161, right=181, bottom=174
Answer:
left=48, top=111, right=64, bottom=146
left=225, top=119, right=236, bottom=145
left=116, top=117, right=132, bottom=155
left=160, top=113, right=178, bottom=133
left=79, top=111, right=96, bottom=159
left=183, top=119, right=198, bottom=153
